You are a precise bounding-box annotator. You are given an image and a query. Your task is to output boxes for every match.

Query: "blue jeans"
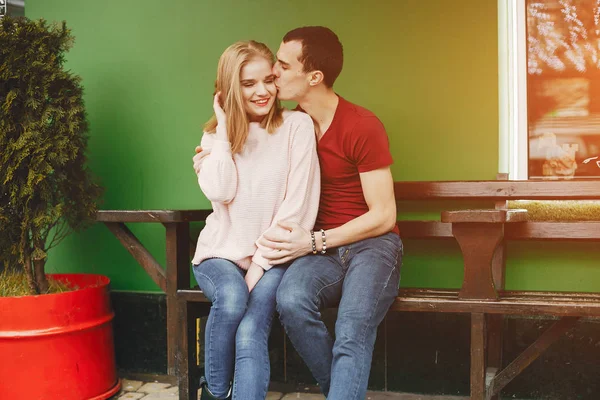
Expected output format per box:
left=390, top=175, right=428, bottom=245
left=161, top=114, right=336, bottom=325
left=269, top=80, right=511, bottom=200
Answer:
left=276, top=233, right=402, bottom=400
left=193, top=258, right=287, bottom=400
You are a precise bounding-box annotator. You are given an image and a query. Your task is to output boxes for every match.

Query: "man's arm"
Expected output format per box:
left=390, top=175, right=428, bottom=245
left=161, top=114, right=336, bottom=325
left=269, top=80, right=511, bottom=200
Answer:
left=258, top=166, right=397, bottom=264
left=322, top=166, right=397, bottom=248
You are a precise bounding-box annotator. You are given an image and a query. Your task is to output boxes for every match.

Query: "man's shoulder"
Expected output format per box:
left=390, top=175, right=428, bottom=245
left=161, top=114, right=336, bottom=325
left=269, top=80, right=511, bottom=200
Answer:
left=338, top=96, right=380, bottom=121
left=336, top=97, right=386, bottom=139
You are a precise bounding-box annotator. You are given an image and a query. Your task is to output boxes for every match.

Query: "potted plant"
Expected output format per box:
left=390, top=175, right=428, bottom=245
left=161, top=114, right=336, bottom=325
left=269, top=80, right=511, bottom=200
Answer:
left=0, top=16, right=120, bottom=399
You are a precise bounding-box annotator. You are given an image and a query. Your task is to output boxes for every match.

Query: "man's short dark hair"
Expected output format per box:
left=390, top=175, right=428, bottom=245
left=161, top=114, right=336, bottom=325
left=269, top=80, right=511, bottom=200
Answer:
left=283, top=26, right=343, bottom=88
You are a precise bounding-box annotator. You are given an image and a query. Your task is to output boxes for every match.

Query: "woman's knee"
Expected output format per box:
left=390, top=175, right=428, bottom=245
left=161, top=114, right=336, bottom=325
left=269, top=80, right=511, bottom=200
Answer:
left=236, top=317, right=269, bottom=348
left=213, top=281, right=249, bottom=319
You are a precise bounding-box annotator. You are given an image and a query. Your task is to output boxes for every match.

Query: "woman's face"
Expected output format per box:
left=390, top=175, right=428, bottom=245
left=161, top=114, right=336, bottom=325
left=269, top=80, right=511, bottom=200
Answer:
left=239, top=57, right=277, bottom=122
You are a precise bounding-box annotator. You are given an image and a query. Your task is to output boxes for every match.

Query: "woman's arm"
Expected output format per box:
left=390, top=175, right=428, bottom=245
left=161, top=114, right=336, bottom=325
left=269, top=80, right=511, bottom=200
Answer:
left=251, top=114, right=321, bottom=269
left=193, top=133, right=238, bottom=203
left=192, top=94, right=238, bottom=203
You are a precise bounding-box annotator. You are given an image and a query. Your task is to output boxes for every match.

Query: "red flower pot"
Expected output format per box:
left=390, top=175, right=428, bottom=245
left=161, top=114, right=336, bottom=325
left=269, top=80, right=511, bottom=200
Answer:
left=0, top=274, right=121, bottom=400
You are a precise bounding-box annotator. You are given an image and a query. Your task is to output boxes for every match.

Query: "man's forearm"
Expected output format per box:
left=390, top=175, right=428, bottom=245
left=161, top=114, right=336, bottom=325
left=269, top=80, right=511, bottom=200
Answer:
left=317, top=208, right=397, bottom=250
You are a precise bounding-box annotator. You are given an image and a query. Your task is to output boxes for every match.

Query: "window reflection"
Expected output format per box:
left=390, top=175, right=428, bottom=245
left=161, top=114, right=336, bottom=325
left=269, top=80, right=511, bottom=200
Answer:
left=527, top=0, right=600, bottom=179
left=3, top=0, right=25, bottom=17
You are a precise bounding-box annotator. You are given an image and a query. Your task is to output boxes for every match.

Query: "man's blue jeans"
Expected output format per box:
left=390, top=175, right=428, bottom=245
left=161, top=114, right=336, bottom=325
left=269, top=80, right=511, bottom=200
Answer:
left=193, top=258, right=287, bottom=400
left=276, top=232, right=402, bottom=400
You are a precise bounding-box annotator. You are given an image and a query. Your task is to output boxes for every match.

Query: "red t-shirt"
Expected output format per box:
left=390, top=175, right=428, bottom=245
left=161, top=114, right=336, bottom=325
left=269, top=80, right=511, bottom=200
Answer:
left=314, top=96, right=399, bottom=235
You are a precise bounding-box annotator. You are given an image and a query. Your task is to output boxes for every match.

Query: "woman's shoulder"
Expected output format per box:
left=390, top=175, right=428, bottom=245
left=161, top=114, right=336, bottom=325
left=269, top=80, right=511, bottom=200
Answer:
left=200, top=131, right=214, bottom=143
left=282, top=109, right=314, bottom=128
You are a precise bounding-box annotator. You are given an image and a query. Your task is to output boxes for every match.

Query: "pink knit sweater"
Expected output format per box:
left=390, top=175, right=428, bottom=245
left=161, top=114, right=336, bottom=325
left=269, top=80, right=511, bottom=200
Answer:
left=191, top=110, right=321, bottom=270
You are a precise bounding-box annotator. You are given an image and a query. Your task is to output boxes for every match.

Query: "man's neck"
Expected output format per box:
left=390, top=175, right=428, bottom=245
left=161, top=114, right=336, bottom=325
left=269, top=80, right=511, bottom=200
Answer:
left=297, top=89, right=339, bottom=139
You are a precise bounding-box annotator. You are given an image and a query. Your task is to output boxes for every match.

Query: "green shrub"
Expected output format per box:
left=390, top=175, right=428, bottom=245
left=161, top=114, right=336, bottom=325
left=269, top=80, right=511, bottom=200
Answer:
left=0, top=16, right=103, bottom=295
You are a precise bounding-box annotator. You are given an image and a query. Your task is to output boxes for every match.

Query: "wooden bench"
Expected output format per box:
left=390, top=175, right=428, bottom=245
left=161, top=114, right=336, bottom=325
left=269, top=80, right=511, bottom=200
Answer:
left=97, top=179, right=600, bottom=400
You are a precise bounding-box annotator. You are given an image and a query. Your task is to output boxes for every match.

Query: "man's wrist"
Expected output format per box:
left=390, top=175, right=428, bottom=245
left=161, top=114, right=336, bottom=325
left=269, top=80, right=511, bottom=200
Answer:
left=308, top=229, right=328, bottom=253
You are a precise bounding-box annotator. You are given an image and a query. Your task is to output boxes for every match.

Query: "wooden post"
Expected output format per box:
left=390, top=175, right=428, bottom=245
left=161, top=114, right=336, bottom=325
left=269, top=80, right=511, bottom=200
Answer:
left=165, top=222, right=190, bottom=376
left=471, top=313, right=486, bottom=400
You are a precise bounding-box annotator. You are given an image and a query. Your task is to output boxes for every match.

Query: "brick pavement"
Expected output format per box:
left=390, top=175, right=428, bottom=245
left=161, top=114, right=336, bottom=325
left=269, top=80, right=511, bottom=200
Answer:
left=112, top=378, right=470, bottom=400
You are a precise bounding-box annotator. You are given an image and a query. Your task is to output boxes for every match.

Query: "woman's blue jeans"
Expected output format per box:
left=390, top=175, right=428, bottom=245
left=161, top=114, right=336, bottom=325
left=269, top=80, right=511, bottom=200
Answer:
left=193, top=258, right=287, bottom=400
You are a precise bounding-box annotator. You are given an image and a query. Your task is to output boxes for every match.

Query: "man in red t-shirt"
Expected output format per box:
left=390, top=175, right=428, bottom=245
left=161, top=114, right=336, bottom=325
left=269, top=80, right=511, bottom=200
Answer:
left=258, top=26, right=403, bottom=400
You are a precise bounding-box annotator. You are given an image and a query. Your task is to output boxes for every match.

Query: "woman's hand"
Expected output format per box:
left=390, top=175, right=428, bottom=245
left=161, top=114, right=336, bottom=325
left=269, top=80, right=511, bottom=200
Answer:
left=213, top=92, right=228, bottom=141
left=245, top=262, right=264, bottom=293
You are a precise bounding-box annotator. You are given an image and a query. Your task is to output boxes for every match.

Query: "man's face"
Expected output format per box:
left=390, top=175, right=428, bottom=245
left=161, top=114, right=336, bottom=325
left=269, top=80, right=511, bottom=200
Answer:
left=273, top=40, right=310, bottom=102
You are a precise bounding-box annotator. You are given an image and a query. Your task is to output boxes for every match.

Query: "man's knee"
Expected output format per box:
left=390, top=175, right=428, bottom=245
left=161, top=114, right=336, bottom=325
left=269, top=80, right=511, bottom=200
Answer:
left=276, top=278, right=312, bottom=320
left=275, top=281, right=296, bottom=317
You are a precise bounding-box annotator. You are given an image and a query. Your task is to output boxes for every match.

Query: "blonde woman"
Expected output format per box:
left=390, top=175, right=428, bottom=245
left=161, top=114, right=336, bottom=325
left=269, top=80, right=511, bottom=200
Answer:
left=191, top=41, right=320, bottom=400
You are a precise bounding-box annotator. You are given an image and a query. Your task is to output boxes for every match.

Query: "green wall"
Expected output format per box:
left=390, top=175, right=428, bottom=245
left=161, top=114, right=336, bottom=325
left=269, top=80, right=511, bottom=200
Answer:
left=27, top=0, right=598, bottom=293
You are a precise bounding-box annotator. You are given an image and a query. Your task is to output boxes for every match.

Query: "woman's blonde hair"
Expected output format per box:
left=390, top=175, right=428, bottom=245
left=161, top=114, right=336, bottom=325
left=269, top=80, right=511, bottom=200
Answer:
left=204, top=41, right=283, bottom=154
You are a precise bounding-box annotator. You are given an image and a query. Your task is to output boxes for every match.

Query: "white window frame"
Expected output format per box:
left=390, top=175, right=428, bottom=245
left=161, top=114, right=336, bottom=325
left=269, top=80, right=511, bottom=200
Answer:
left=498, top=0, right=528, bottom=180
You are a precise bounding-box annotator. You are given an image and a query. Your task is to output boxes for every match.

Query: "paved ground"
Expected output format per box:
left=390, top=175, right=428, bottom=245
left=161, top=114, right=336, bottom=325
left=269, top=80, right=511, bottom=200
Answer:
left=111, top=378, right=470, bottom=400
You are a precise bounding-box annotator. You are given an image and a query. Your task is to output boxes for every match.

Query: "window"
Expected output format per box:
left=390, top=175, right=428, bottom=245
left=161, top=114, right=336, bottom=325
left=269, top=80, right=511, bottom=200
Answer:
left=501, top=0, right=600, bottom=179
left=2, top=1, right=25, bottom=18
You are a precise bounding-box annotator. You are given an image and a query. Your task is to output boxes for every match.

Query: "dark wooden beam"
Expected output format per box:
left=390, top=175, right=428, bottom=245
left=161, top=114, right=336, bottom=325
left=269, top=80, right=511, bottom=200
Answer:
left=471, top=313, right=486, bottom=400
left=487, top=317, right=580, bottom=398
left=165, top=222, right=190, bottom=376
left=97, top=209, right=212, bottom=223
left=103, top=222, right=166, bottom=292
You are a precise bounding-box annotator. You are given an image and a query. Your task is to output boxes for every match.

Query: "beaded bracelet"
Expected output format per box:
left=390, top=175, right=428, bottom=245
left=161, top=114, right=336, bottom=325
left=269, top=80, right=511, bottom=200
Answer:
left=310, top=230, right=317, bottom=254
left=320, top=229, right=327, bottom=254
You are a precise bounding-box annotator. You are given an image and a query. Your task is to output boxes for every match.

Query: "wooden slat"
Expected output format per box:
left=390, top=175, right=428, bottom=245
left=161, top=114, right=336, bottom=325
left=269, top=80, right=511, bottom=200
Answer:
left=178, top=286, right=600, bottom=316
left=442, top=209, right=528, bottom=224
left=104, top=222, right=167, bottom=292
left=501, top=290, right=600, bottom=301
left=506, top=222, right=600, bottom=240
left=487, top=317, right=580, bottom=398
left=396, top=221, right=453, bottom=238
left=399, top=288, right=600, bottom=300
left=97, top=209, right=212, bottom=223
left=397, top=221, right=600, bottom=240
left=389, top=289, right=600, bottom=317
left=177, top=289, right=210, bottom=303
left=395, top=180, right=600, bottom=201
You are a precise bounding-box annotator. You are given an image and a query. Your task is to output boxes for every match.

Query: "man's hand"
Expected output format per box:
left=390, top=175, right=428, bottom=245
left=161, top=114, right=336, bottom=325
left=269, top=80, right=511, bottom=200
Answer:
left=192, top=146, right=203, bottom=174
left=245, top=262, right=264, bottom=293
left=257, top=221, right=312, bottom=265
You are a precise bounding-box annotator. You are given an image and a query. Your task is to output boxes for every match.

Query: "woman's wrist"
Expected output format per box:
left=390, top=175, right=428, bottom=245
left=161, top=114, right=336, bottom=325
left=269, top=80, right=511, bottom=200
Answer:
left=214, top=124, right=228, bottom=141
